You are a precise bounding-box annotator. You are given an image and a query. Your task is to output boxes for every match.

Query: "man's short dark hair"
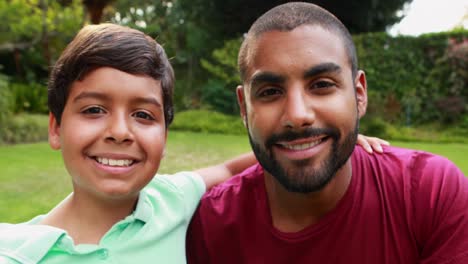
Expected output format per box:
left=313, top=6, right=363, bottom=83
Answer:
left=48, top=23, right=175, bottom=127
left=238, top=2, right=358, bottom=82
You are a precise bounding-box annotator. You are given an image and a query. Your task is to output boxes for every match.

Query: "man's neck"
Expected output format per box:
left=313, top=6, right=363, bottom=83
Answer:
left=39, top=190, right=138, bottom=245
left=264, top=160, right=352, bottom=233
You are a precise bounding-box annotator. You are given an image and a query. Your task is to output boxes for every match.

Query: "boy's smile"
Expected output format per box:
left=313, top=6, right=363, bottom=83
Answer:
left=48, top=67, right=167, bottom=201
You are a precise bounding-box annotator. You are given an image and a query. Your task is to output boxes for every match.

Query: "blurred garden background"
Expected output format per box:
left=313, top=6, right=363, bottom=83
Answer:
left=0, top=0, right=466, bottom=223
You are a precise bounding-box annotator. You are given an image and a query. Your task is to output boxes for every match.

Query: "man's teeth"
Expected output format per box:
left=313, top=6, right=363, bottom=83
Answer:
left=96, top=157, right=133, bottom=167
left=281, top=139, right=322, bottom=150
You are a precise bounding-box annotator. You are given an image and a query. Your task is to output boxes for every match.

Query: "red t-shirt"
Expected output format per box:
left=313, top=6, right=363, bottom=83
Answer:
left=187, top=146, right=468, bottom=264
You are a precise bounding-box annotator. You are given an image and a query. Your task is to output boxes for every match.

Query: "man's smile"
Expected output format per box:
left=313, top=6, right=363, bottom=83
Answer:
left=276, top=136, right=328, bottom=151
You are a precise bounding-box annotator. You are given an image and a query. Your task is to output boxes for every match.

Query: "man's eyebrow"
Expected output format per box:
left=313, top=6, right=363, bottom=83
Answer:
left=249, top=72, right=286, bottom=88
left=303, top=63, right=342, bottom=79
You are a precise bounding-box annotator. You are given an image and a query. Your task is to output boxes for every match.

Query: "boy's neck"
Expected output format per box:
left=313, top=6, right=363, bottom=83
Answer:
left=39, top=192, right=139, bottom=245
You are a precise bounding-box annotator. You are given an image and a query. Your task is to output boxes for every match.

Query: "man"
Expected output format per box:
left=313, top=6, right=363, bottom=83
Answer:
left=186, top=2, right=468, bottom=264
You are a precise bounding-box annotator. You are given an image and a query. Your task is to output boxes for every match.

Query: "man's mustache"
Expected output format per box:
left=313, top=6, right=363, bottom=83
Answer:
left=265, top=127, right=340, bottom=148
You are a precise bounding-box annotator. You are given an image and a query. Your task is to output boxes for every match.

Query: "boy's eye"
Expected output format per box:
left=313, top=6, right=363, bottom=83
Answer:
left=82, top=106, right=105, bottom=114
left=133, top=111, right=155, bottom=121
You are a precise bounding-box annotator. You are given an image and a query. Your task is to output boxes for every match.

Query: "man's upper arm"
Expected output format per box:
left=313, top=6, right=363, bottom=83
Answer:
left=415, top=156, right=468, bottom=264
left=186, top=205, right=211, bottom=264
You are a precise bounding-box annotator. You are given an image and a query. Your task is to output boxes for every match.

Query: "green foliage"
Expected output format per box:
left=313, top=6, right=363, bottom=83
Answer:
left=171, top=110, right=246, bottom=135
left=354, top=30, right=468, bottom=125
left=200, top=79, right=239, bottom=115
left=0, top=72, right=12, bottom=140
left=179, top=0, right=411, bottom=40
left=201, top=39, right=241, bottom=85
left=360, top=117, right=468, bottom=143
left=200, top=38, right=242, bottom=113
left=0, top=0, right=42, bottom=43
left=0, top=114, right=48, bottom=144
left=0, top=0, right=83, bottom=79
left=422, top=36, right=468, bottom=123
left=8, top=82, right=48, bottom=114
left=360, top=117, right=391, bottom=139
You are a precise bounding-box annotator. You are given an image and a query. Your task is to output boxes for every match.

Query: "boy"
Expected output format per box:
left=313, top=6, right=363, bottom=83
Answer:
left=0, top=23, right=385, bottom=263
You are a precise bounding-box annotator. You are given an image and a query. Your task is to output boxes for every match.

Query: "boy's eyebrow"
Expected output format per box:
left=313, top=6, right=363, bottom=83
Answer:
left=249, top=72, right=286, bottom=88
left=303, top=63, right=341, bottom=79
left=73, top=91, right=163, bottom=108
left=131, top=97, right=163, bottom=109
left=73, top=91, right=109, bottom=103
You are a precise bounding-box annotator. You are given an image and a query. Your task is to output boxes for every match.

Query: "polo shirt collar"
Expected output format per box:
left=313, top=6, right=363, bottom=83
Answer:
left=128, top=190, right=153, bottom=224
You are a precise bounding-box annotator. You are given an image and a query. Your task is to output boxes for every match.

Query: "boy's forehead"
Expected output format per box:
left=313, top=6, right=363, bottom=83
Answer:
left=68, top=67, right=163, bottom=102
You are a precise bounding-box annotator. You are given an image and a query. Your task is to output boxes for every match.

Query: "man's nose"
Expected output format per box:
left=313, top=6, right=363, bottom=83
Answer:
left=282, top=88, right=315, bottom=129
left=105, top=113, right=133, bottom=144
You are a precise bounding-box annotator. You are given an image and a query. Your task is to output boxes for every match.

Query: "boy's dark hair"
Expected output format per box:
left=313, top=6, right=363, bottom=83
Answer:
left=238, top=2, right=358, bottom=82
left=48, top=23, right=174, bottom=127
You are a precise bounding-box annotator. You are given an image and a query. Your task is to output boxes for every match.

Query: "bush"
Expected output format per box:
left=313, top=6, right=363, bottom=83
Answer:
left=360, top=117, right=390, bottom=139
left=9, top=82, right=48, bottom=114
left=0, top=73, right=12, bottom=141
left=171, top=110, right=246, bottom=135
left=1, top=114, right=49, bottom=144
left=360, top=117, right=468, bottom=143
left=200, top=79, right=239, bottom=115
left=354, top=30, right=467, bottom=125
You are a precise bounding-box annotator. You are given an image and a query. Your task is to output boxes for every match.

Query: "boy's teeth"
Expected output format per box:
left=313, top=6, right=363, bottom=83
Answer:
left=96, top=157, right=133, bottom=167
left=281, top=139, right=322, bottom=150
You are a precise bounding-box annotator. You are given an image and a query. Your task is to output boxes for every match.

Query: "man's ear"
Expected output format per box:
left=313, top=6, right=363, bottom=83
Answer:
left=236, top=85, right=247, bottom=127
left=48, top=112, right=61, bottom=150
left=354, top=70, right=368, bottom=119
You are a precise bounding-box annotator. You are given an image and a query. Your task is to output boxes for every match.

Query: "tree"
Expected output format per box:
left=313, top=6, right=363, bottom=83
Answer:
left=179, top=0, right=412, bottom=41
left=0, top=0, right=83, bottom=78
left=103, top=0, right=231, bottom=110
left=82, top=0, right=115, bottom=24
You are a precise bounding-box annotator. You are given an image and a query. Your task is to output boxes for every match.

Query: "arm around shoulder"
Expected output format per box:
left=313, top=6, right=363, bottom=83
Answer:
left=195, top=152, right=257, bottom=190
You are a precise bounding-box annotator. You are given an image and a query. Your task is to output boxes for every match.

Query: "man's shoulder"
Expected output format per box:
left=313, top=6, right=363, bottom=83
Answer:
left=353, top=145, right=459, bottom=175
left=201, top=163, right=264, bottom=203
left=353, top=145, right=466, bottom=200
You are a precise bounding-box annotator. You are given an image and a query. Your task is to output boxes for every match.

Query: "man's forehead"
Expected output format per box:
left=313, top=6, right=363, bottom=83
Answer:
left=244, top=25, right=348, bottom=81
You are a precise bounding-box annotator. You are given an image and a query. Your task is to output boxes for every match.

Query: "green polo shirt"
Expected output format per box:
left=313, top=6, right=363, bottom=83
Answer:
left=0, top=171, right=205, bottom=264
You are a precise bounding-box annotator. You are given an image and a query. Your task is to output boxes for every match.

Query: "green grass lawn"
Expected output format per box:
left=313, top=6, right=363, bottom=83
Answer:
left=0, top=131, right=466, bottom=223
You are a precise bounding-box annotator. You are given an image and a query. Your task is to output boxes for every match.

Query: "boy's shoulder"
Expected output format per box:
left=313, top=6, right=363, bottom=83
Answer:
left=143, top=171, right=206, bottom=220
left=0, top=222, right=65, bottom=264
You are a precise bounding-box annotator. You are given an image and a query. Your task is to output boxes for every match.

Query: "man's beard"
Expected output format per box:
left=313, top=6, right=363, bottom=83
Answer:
left=248, top=119, right=358, bottom=193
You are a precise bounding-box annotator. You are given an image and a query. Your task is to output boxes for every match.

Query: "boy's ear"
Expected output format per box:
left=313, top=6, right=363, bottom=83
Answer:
left=161, top=130, right=168, bottom=158
left=354, top=70, right=368, bottom=119
left=48, top=113, right=61, bottom=150
left=236, top=85, right=247, bottom=127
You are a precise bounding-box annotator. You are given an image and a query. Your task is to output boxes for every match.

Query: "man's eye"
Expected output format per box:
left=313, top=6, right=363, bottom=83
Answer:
left=257, top=88, right=282, bottom=98
left=133, top=111, right=155, bottom=121
left=82, top=106, right=105, bottom=114
left=312, top=81, right=335, bottom=89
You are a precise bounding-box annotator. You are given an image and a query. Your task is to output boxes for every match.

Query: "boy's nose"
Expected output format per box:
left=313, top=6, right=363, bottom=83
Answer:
left=106, top=113, right=133, bottom=144
left=282, top=88, right=315, bottom=129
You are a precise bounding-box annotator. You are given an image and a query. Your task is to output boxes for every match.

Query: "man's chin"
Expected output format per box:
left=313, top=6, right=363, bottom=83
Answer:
left=265, top=160, right=335, bottom=193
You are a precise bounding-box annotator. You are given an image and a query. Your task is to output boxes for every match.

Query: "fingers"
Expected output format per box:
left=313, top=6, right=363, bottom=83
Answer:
left=357, top=134, right=390, bottom=154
